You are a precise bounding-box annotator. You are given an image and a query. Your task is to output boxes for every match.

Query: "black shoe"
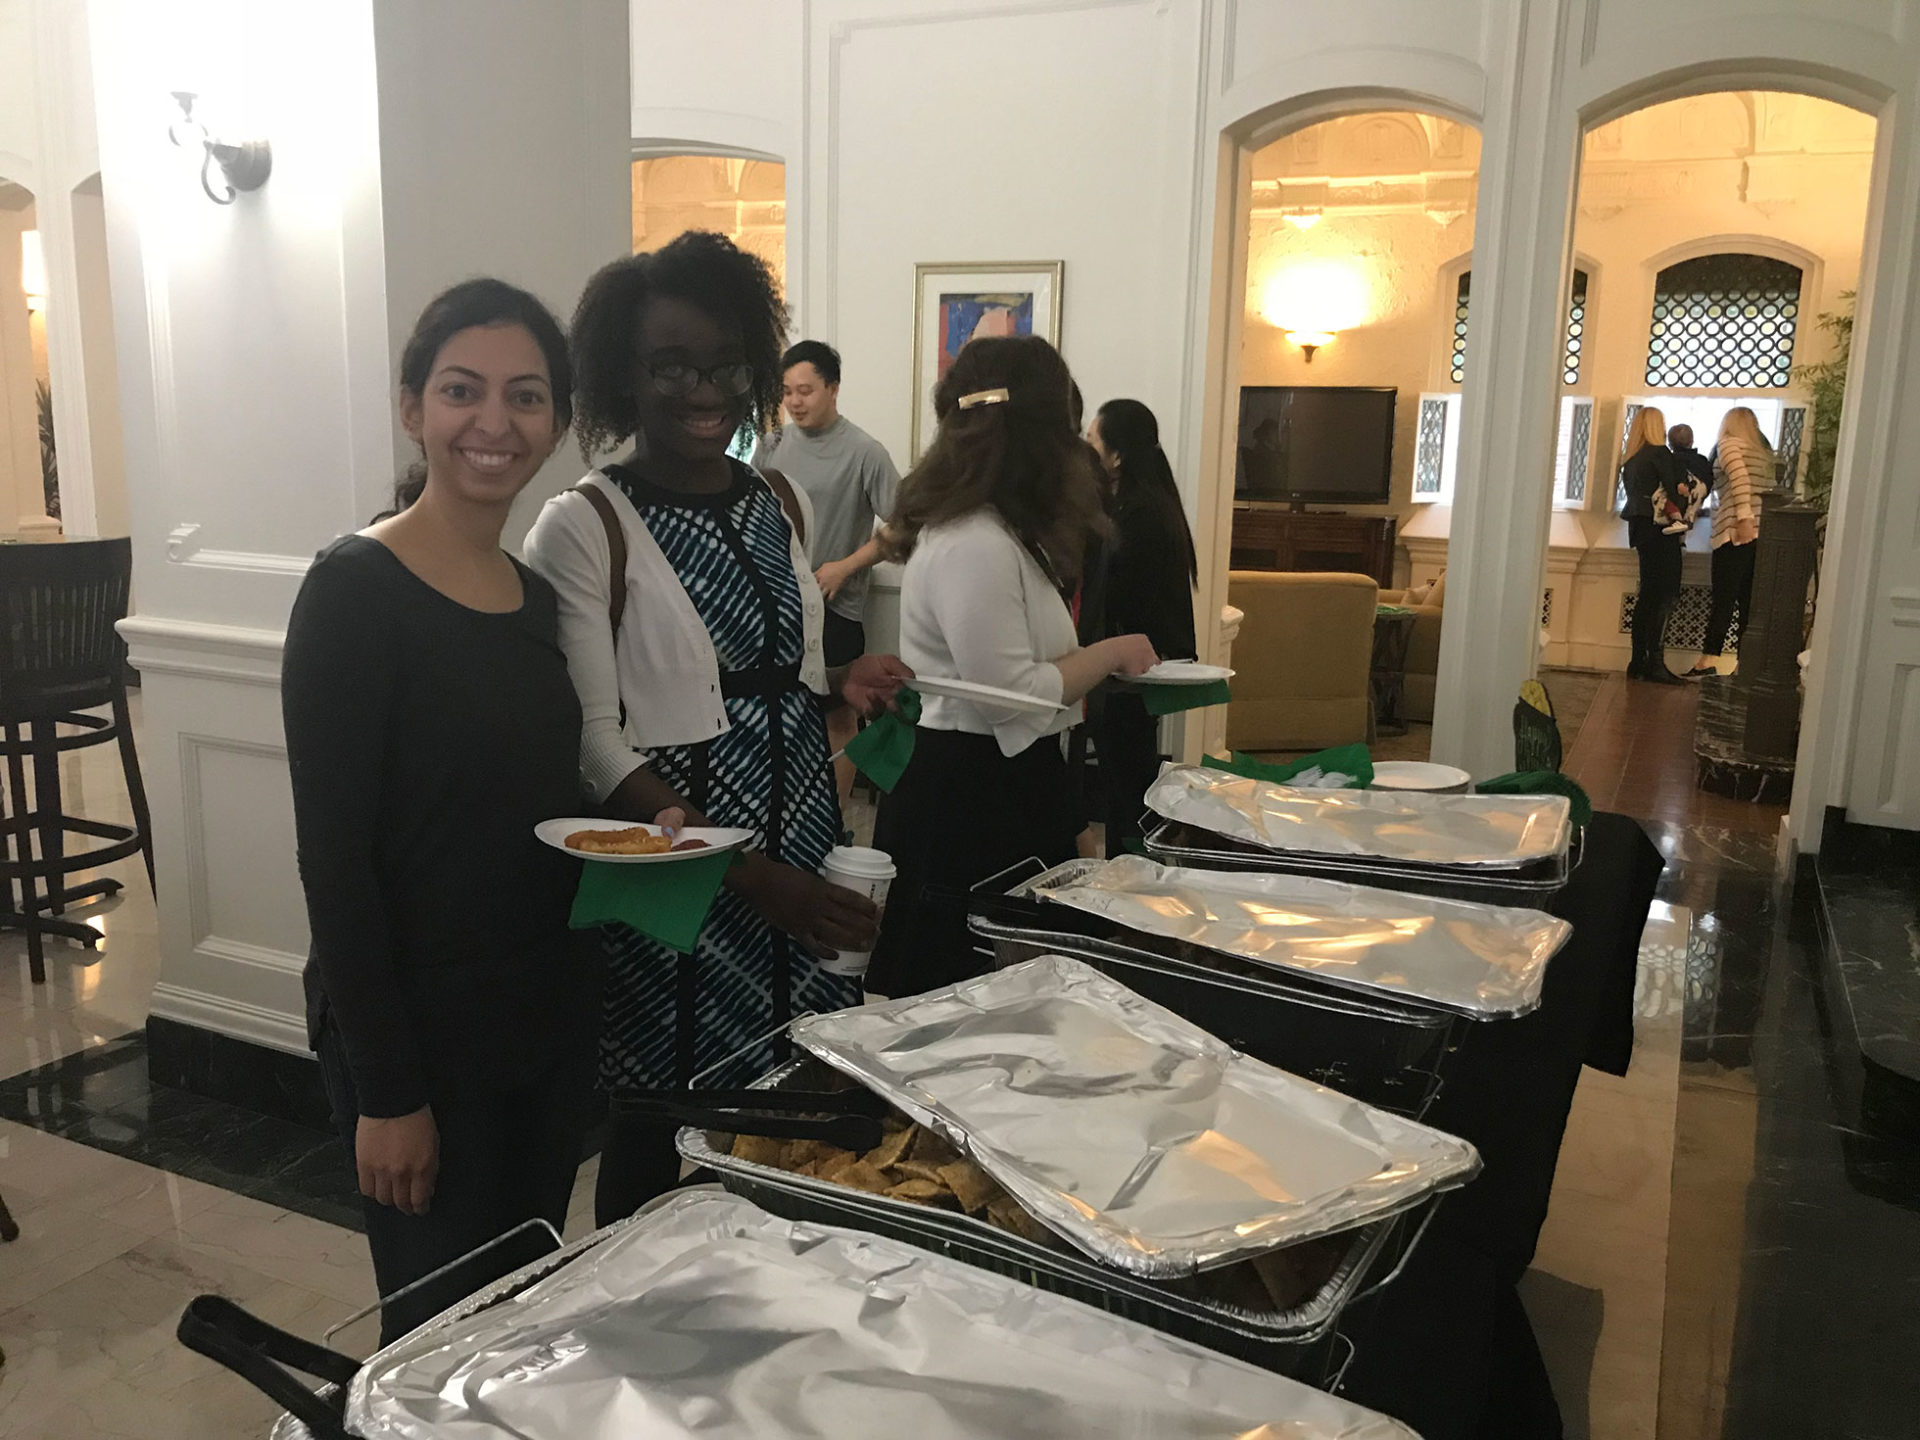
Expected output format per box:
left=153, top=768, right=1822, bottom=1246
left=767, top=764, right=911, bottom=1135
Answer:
left=1646, top=667, right=1685, bottom=686
left=1625, top=660, right=1646, bottom=680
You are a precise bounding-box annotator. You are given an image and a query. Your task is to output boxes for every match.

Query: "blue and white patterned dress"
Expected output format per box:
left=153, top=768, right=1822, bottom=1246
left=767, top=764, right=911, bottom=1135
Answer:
left=599, top=459, right=859, bottom=1092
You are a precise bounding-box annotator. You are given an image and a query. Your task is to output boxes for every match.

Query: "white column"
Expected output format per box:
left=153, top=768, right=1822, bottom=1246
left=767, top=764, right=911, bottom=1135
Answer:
left=93, top=0, right=630, bottom=1054
left=1426, top=5, right=1583, bottom=783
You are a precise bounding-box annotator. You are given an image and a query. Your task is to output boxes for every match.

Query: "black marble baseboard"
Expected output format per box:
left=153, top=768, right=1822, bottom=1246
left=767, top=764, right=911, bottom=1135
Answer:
left=0, top=1032, right=363, bottom=1229
left=1812, top=816, right=1920, bottom=1145
left=1693, top=675, right=1795, bottom=802
left=146, top=1015, right=333, bottom=1132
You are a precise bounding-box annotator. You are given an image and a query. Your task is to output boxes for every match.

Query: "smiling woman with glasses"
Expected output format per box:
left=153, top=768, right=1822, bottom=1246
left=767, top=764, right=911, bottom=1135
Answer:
left=524, top=231, right=912, bottom=1228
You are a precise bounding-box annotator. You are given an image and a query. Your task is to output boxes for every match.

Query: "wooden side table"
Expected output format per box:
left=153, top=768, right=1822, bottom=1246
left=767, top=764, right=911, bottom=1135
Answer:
left=1370, top=606, right=1419, bottom=739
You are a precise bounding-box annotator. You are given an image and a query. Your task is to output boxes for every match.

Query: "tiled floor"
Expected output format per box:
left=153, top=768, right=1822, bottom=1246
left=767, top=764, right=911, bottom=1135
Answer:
left=2, top=678, right=1912, bottom=1437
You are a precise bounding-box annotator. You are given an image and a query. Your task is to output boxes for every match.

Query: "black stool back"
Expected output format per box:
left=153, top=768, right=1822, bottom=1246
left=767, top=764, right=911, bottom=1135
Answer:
left=0, top=538, right=133, bottom=715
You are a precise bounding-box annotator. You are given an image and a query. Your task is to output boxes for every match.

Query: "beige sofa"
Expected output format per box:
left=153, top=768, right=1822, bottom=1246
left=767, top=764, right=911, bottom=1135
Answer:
left=1377, top=572, right=1446, bottom=725
left=1224, top=571, right=1379, bottom=752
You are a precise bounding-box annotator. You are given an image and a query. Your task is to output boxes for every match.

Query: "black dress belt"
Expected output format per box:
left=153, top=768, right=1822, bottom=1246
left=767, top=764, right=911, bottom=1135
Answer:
left=720, top=662, right=803, bottom=699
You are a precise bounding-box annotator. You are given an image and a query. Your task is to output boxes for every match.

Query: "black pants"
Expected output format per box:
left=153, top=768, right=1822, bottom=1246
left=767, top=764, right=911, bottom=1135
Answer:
left=1094, top=693, right=1161, bottom=857
left=1628, top=519, right=1682, bottom=673
left=866, top=727, right=1080, bottom=998
left=1702, top=540, right=1756, bottom=656
left=317, top=1024, right=590, bottom=1346
left=593, top=1114, right=685, bottom=1230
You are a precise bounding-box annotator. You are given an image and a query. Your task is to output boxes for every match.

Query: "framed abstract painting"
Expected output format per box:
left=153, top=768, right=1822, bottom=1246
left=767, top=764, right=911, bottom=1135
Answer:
left=910, top=261, right=1063, bottom=459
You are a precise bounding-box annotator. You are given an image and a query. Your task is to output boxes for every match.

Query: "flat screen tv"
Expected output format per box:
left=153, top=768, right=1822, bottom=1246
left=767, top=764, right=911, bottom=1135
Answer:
left=1234, top=385, right=1396, bottom=508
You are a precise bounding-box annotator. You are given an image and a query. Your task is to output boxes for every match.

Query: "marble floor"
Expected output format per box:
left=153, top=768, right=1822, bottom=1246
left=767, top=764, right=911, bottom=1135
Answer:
left=1, top=681, right=1915, bottom=1437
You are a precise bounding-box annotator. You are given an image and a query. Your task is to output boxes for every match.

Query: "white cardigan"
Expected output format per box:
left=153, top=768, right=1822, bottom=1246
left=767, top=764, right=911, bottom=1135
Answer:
left=897, top=508, right=1079, bottom=757
left=522, top=468, right=827, bottom=803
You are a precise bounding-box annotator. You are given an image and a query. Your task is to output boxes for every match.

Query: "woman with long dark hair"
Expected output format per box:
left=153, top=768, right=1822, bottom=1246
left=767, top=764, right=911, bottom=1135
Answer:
left=864, top=337, right=1157, bottom=999
left=523, top=232, right=908, bottom=1226
left=285, top=280, right=598, bottom=1343
left=1087, top=398, right=1197, bottom=854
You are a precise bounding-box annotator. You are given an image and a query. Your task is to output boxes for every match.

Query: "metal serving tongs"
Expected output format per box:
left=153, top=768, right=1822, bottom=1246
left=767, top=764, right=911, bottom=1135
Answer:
left=611, top=1084, right=891, bottom=1154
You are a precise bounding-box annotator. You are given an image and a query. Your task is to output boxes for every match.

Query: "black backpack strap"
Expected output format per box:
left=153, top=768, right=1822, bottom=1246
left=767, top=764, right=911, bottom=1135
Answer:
left=758, top=466, right=808, bottom=550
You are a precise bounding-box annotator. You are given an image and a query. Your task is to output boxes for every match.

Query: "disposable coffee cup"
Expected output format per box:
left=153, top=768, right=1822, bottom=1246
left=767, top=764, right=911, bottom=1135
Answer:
left=819, top=845, right=895, bottom=977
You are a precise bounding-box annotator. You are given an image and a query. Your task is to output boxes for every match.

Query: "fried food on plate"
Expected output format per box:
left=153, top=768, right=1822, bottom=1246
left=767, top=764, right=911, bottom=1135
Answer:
left=566, top=826, right=671, bottom=855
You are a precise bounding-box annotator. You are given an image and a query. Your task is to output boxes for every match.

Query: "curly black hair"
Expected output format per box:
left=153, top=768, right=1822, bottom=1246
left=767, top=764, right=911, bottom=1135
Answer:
left=570, top=231, right=789, bottom=459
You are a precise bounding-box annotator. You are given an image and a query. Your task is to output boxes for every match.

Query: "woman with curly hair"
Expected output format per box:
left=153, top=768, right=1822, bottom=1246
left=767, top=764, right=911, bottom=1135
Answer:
left=524, top=232, right=909, bottom=1225
left=862, top=336, right=1157, bottom=999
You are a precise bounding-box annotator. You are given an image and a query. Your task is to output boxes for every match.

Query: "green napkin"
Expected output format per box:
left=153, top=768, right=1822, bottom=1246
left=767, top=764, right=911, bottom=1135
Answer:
left=843, top=687, right=922, bottom=793
left=1375, top=604, right=1418, bottom=617
left=570, top=850, right=741, bottom=953
left=1203, top=743, right=1375, bottom=788
left=1477, top=770, right=1594, bottom=829
left=1140, top=679, right=1232, bottom=716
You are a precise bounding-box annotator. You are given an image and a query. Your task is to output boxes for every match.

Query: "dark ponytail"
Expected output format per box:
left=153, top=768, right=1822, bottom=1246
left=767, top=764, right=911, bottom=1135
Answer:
left=385, top=278, right=573, bottom=515
left=1095, top=398, right=1196, bottom=585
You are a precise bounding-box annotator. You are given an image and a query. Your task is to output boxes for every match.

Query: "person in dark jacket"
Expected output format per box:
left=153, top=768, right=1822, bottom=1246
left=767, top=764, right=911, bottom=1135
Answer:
left=284, top=280, right=620, bottom=1344
left=1087, top=398, right=1199, bottom=853
left=1618, top=406, right=1686, bottom=685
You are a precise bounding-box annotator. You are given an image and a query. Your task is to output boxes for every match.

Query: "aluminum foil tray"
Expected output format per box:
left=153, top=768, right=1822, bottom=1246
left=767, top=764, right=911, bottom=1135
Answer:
left=1032, top=854, right=1570, bottom=1018
left=337, top=1188, right=1419, bottom=1440
left=1147, top=766, right=1572, bottom=870
left=791, top=956, right=1480, bottom=1277
left=677, top=1055, right=1396, bottom=1376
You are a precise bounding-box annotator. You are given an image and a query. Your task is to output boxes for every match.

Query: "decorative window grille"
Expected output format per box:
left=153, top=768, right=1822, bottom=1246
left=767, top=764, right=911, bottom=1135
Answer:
left=1644, top=253, right=1801, bottom=389
left=1413, top=393, right=1463, bottom=503
left=1554, top=397, right=1594, bottom=507
left=1776, top=404, right=1808, bottom=489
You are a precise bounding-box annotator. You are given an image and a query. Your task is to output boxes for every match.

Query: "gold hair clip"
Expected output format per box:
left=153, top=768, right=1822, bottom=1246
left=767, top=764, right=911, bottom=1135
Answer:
left=957, top=387, right=1011, bottom=410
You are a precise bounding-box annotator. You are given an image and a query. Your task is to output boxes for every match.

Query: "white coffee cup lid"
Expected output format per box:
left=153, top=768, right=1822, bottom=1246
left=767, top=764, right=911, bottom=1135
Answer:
left=825, top=845, right=896, bottom=878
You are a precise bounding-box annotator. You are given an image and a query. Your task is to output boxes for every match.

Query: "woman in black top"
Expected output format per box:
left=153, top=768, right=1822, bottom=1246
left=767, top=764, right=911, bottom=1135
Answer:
left=1617, top=405, right=1685, bottom=685
left=1087, top=398, right=1198, bottom=853
left=284, top=280, right=617, bottom=1343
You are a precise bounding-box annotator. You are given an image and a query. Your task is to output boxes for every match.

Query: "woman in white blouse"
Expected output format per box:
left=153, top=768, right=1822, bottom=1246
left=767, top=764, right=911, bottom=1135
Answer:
left=1689, top=405, right=1774, bottom=675
left=863, top=336, right=1157, bottom=998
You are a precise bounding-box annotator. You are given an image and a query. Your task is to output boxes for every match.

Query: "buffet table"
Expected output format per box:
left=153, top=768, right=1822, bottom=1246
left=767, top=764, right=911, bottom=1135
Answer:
left=1338, top=811, right=1664, bottom=1438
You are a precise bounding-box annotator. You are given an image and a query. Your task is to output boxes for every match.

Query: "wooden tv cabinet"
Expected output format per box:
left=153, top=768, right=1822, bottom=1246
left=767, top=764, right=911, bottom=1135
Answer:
left=1229, top=506, right=1397, bottom=589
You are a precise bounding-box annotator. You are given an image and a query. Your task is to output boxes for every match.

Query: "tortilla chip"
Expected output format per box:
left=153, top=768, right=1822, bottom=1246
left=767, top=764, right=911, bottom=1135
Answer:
left=884, top=1177, right=950, bottom=1205
left=814, top=1148, right=862, bottom=1182
left=984, top=1195, right=1050, bottom=1244
left=937, top=1159, right=1000, bottom=1215
left=904, top=1125, right=961, bottom=1167
left=834, top=1159, right=894, bottom=1195
left=888, top=1159, right=951, bottom=1187
left=732, top=1133, right=791, bottom=1168
left=861, top=1123, right=916, bottom=1170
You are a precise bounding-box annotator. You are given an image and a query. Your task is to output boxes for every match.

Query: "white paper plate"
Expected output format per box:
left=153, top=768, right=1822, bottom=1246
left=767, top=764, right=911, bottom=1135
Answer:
left=910, top=675, right=1071, bottom=716
left=1369, top=761, right=1473, bottom=794
left=1134, top=661, right=1235, bottom=686
left=535, top=818, right=754, bottom=865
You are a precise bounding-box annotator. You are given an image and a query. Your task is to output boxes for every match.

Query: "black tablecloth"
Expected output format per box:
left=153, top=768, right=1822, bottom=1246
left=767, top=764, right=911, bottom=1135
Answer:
left=1340, top=812, right=1664, bottom=1439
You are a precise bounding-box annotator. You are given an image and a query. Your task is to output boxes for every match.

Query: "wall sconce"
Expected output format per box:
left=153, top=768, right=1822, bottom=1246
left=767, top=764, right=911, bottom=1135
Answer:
left=1287, top=330, right=1335, bottom=363
left=1259, top=259, right=1371, bottom=365
left=168, top=91, right=271, bottom=205
left=20, top=230, right=47, bottom=312
left=1282, top=209, right=1322, bottom=232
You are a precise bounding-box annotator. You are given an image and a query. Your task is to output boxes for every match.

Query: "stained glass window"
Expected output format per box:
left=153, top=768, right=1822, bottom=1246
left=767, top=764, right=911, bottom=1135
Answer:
left=1563, top=269, right=1589, bottom=385
left=1414, top=396, right=1449, bottom=497
left=1449, top=271, right=1471, bottom=384
left=1644, top=254, right=1801, bottom=389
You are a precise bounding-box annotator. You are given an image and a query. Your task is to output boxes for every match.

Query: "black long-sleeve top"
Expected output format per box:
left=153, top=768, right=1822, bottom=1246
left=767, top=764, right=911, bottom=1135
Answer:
left=1104, top=485, right=1198, bottom=660
left=1619, top=446, right=1682, bottom=521
left=282, top=536, right=594, bottom=1118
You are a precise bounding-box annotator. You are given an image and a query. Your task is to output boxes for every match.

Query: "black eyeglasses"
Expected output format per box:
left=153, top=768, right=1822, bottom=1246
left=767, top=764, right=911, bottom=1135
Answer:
left=638, top=359, right=757, bottom=399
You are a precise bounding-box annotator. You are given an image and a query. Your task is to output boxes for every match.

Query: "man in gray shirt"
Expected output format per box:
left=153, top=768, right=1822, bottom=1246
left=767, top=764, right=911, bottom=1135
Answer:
left=752, top=340, right=902, bottom=791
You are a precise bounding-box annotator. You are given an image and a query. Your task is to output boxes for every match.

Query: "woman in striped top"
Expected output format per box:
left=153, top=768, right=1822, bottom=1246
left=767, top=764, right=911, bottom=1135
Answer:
left=1691, top=407, right=1774, bottom=674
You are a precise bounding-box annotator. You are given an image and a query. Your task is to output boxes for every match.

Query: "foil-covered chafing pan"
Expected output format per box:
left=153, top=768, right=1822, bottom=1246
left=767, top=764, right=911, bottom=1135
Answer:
left=791, top=956, right=1481, bottom=1279
left=968, top=858, right=1458, bottom=1119
left=1147, top=767, right=1573, bottom=872
left=1030, top=854, right=1570, bottom=1020
left=678, top=1055, right=1402, bottom=1380
left=318, top=1189, right=1422, bottom=1440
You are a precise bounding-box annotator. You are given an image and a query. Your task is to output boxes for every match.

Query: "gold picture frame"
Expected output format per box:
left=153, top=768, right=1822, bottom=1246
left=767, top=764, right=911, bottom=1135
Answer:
left=910, top=261, right=1064, bottom=460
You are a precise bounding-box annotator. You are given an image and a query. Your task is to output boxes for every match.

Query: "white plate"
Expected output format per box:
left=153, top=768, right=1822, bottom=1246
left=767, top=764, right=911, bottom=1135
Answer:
left=1133, top=661, right=1235, bottom=686
left=909, top=675, right=1071, bottom=716
left=1369, top=761, right=1473, bottom=794
left=535, top=818, right=755, bottom=865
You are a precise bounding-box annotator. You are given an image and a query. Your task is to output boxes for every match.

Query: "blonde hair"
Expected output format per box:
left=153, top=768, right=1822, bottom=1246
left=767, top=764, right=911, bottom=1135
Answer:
left=1717, top=406, right=1774, bottom=463
left=1622, top=406, right=1666, bottom=462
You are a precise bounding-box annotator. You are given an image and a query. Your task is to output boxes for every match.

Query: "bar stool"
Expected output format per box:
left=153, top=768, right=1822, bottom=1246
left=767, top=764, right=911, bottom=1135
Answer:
left=0, top=537, right=155, bottom=983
